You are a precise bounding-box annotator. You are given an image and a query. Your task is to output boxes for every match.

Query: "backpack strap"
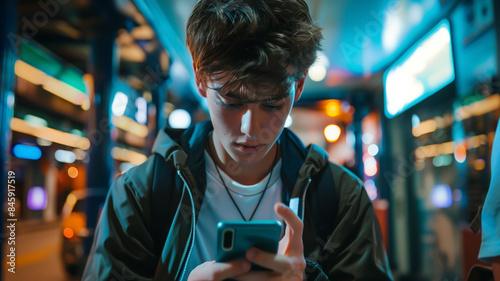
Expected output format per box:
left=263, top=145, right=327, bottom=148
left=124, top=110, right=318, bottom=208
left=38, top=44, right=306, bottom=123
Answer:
left=149, top=128, right=188, bottom=256
left=293, top=144, right=338, bottom=242
left=470, top=204, right=483, bottom=233
left=310, top=159, right=338, bottom=242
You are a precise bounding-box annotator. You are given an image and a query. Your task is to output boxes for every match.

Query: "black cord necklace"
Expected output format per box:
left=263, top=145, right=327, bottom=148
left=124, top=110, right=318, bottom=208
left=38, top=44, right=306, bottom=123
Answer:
left=207, top=143, right=279, bottom=221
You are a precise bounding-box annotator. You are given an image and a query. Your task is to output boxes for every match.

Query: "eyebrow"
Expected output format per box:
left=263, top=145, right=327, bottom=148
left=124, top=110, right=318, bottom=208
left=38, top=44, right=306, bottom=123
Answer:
left=219, top=89, right=291, bottom=102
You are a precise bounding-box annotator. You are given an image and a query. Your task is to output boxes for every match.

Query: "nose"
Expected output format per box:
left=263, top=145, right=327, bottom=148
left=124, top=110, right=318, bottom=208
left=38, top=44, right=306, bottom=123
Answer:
left=240, top=107, right=261, bottom=138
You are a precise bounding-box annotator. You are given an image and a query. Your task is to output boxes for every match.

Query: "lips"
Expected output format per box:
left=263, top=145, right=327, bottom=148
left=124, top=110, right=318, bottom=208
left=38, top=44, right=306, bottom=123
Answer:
left=235, top=143, right=265, bottom=153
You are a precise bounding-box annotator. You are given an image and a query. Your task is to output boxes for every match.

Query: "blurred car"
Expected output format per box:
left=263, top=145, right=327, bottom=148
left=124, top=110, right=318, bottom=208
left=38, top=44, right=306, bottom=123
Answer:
left=61, top=188, right=107, bottom=276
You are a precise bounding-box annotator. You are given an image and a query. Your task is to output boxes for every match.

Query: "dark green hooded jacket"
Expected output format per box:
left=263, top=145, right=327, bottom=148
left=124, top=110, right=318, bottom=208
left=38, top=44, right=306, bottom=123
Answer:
left=83, top=120, right=393, bottom=280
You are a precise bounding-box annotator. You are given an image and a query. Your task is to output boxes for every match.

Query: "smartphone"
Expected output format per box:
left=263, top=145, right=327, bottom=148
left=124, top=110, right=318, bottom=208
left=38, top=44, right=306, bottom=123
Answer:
left=216, top=220, right=282, bottom=270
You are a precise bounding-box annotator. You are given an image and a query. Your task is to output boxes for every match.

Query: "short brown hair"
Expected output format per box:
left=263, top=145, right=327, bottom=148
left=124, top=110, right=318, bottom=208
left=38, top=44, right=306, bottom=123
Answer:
left=186, top=0, right=322, bottom=98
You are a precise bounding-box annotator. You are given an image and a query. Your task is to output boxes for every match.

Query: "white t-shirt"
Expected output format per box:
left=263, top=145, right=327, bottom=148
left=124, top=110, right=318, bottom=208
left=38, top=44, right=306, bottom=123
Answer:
left=183, top=151, right=283, bottom=279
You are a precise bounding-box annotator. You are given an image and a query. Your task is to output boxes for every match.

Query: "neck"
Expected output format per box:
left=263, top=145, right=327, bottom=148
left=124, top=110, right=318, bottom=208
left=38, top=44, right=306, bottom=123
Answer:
left=208, top=135, right=279, bottom=185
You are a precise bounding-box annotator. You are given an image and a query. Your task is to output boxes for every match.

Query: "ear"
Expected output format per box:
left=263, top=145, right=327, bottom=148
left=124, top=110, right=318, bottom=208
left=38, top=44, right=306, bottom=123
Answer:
left=193, top=63, right=207, bottom=98
left=293, top=71, right=307, bottom=102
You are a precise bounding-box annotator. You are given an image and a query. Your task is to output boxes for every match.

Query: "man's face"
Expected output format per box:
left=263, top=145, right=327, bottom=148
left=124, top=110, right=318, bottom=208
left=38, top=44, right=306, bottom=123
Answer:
left=198, top=74, right=305, bottom=167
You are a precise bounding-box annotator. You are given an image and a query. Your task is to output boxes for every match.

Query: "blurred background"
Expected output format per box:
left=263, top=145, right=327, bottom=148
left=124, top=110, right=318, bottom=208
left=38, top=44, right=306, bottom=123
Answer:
left=1, top=0, right=499, bottom=280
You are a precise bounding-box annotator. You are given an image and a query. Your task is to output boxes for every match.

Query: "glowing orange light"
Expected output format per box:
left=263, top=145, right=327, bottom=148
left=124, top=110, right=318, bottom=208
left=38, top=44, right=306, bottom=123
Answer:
left=110, top=147, right=147, bottom=165
left=63, top=227, right=74, bottom=239
left=68, top=167, right=79, bottom=178
left=473, top=159, right=485, bottom=170
left=10, top=118, right=90, bottom=150
left=14, top=60, right=46, bottom=85
left=325, top=100, right=341, bottom=117
left=454, top=144, right=467, bottom=163
left=111, top=115, right=148, bottom=138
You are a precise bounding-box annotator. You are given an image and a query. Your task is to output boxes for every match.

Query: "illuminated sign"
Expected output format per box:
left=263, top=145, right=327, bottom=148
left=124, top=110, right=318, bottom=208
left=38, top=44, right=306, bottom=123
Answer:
left=384, top=19, right=455, bottom=118
left=13, top=144, right=42, bottom=160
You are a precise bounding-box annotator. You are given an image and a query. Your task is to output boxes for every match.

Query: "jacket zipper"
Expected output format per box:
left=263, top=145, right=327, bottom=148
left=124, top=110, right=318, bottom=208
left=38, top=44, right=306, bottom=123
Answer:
left=298, top=177, right=312, bottom=221
left=176, top=167, right=197, bottom=281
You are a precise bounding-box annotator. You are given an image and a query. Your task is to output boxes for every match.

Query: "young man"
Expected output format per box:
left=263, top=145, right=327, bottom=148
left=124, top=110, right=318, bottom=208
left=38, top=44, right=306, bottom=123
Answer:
left=83, top=0, right=393, bottom=280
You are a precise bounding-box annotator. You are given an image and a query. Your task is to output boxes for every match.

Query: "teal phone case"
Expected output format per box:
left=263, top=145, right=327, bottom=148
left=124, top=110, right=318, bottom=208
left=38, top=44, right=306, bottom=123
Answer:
left=216, top=220, right=282, bottom=269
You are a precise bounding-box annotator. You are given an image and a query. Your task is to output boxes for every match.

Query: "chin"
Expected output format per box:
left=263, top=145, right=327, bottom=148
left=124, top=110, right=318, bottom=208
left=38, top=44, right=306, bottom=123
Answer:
left=231, top=150, right=265, bottom=165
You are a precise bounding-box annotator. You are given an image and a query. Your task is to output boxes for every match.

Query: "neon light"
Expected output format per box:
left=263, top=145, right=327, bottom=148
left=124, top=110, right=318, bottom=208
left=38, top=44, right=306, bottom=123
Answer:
left=111, top=147, right=147, bottom=165
left=24, top=114, right=48, bottom=128
left=13, top=144, right=42, bottom=160
left=454, top=144, right=467, bottom=163
left=135, top=97, right=148, bottom=124
left=55, top=149, right=76, bottom=163
left=111, top=115, right=149, bottom=138
left=10, top=118, right=91, bottom=150
left=308, top=51, right=329, bottom=82
left=368, top=144, right=379, bottom=156
left=384, top=19, right=455, bottom=118
left=364, top=157, right=378, bottom=177
left=42, top=76, right=89, bottom=107
left=63, top=228, right=74, bottom=239
left=27, top=186, right=47, bottom=210
left=432, top=154, right=453, bottom=167
left=36, top=138, right=52, bottom=146
left=325, top=100, right=341, bottom=117
left=68, top=167, right=79, bottom=178
left=362, top=132, right=374, bottom=144
left=364, top=180, right=378, bottom=201
left=168, top=109, right=191, bottom=129
left=431, top=184, right=453, bottom=208
left=324, top=124, right=341, bottom=142
left=112, top=91, right=128, bottom=116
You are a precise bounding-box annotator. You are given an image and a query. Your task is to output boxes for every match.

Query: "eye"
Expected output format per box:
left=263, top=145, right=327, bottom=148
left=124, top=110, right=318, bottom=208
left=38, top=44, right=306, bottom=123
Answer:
left=216, top=99, right=243, bottom=110
left=262, top=102, right=285, bottom=111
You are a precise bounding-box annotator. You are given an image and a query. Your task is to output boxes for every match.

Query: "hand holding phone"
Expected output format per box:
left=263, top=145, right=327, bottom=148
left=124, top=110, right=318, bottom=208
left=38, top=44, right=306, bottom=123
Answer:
left=216, top=220, right=282, bottom=270
left=189, top=204, right=306, bottom=281
left=234, top=203, right=307, bottom=280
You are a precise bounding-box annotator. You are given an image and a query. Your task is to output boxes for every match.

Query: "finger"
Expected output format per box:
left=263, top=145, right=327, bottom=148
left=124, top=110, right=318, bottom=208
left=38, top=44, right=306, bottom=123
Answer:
left=246, top=247, right=291, bottom=274
left=275, top=203, right=303, bottom=235
left=275, top=203, right=303, bottom=242
left=234, top=267, right=303, bottom=281
left=211, top=259, right=252, bottom=281
left=233, top=271, right=280, bottom=281
left=188, top=260, right=251, bottom=281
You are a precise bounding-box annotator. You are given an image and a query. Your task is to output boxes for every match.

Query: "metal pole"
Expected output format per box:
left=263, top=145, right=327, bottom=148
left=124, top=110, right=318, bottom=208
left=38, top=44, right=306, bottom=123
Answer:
left=83, top=24, right=117, bottom=260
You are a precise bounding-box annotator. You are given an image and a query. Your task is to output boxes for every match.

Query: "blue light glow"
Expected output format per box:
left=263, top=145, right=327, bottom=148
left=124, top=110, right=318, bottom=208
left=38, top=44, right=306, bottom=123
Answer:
left=111, top=91, right=128, bottom=116
left=364, top=180, right=378, bottom=201
left=135, top=97, right=148, bottom=124
left=55, top=149, right=76, bottom=163
left=412, top=114, right=421, bottom=128
left=168, top=109, right=191, bottom=129
left=368, top=144, right=379, bottom=156
left=431, top=184, right=453, bottom=208
left=384, top=19, right=455, bottom=118
left=13, top=144, right=42, bottom=160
